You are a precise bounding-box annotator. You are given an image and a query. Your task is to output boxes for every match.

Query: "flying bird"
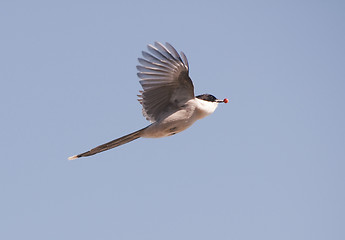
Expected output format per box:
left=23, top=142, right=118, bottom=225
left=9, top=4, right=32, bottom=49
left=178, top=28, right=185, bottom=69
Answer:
left=68, top=42, right=228, bottom=160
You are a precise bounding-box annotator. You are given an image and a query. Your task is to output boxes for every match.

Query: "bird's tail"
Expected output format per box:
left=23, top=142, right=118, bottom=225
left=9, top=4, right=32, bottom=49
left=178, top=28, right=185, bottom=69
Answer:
left=68, top=126, right=148, bottom=160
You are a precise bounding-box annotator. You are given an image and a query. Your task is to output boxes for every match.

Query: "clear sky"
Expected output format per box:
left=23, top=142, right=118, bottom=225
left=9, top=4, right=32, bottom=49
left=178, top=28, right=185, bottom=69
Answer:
left=1, top=1, right=344, bottom=239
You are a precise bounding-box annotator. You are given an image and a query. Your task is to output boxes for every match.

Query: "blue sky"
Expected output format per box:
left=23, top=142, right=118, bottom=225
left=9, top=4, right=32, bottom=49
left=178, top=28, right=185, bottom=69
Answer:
left=1, top=1, right=344, bottom=239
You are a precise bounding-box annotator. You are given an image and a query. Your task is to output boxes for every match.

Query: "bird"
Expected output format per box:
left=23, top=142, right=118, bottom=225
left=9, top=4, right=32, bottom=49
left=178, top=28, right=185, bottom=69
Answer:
left=68, top=42, right=228, bottom=160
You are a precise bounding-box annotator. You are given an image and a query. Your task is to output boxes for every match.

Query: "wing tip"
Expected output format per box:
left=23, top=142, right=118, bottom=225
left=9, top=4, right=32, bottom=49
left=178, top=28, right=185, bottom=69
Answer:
left=68, top=155, right=79, bottom=160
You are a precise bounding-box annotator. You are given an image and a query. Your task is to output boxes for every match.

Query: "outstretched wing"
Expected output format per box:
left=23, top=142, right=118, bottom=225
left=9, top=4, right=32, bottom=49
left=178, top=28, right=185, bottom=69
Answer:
left=137, top=42, right=194, bottom=122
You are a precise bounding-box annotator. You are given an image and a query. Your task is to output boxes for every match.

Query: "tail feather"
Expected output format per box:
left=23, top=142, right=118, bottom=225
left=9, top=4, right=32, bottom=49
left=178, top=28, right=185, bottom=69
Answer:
left=68, top=126, right=148, bottom=160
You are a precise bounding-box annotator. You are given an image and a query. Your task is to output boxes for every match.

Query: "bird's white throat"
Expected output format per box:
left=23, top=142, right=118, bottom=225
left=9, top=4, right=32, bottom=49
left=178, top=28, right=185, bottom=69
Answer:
left=194, top=98, right=219, bottom=119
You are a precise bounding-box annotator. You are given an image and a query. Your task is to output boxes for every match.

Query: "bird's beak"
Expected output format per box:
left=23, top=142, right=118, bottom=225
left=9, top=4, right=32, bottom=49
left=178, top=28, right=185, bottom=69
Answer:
left=216, top=98, right=229, bottom=103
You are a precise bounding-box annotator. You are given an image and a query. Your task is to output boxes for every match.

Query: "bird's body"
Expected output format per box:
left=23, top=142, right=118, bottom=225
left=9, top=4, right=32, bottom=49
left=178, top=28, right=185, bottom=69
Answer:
left=142, top=97, right=219, bottom=138
left=68, top=42, right=228, bottom=160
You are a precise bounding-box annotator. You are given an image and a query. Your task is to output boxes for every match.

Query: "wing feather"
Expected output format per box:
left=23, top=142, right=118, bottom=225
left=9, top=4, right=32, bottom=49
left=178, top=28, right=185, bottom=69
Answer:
left=137, top=42, right=194, bottom=122
left=136, top=65, right=170, bottom=74
left=138, top=58, right=172, bottom=71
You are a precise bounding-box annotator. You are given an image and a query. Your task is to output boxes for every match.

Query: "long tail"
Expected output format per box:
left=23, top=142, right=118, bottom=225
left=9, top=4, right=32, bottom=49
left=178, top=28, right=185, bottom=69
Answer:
left=68, top=126, right=148, bottom=160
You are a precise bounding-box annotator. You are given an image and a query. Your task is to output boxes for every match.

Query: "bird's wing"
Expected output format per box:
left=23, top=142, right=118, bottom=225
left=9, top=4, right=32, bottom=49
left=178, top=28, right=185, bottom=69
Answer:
left=137, top=42, right=194, bottom=122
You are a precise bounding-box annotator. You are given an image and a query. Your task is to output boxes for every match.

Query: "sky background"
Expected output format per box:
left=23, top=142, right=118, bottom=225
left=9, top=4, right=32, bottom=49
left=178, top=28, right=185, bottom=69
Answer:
left=1, top=0, right=344, bottom=239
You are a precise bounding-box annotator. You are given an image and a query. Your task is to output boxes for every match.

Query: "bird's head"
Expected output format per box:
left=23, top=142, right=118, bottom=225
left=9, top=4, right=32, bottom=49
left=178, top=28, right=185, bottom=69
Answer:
left=196, top=94, right=229, bottom=104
